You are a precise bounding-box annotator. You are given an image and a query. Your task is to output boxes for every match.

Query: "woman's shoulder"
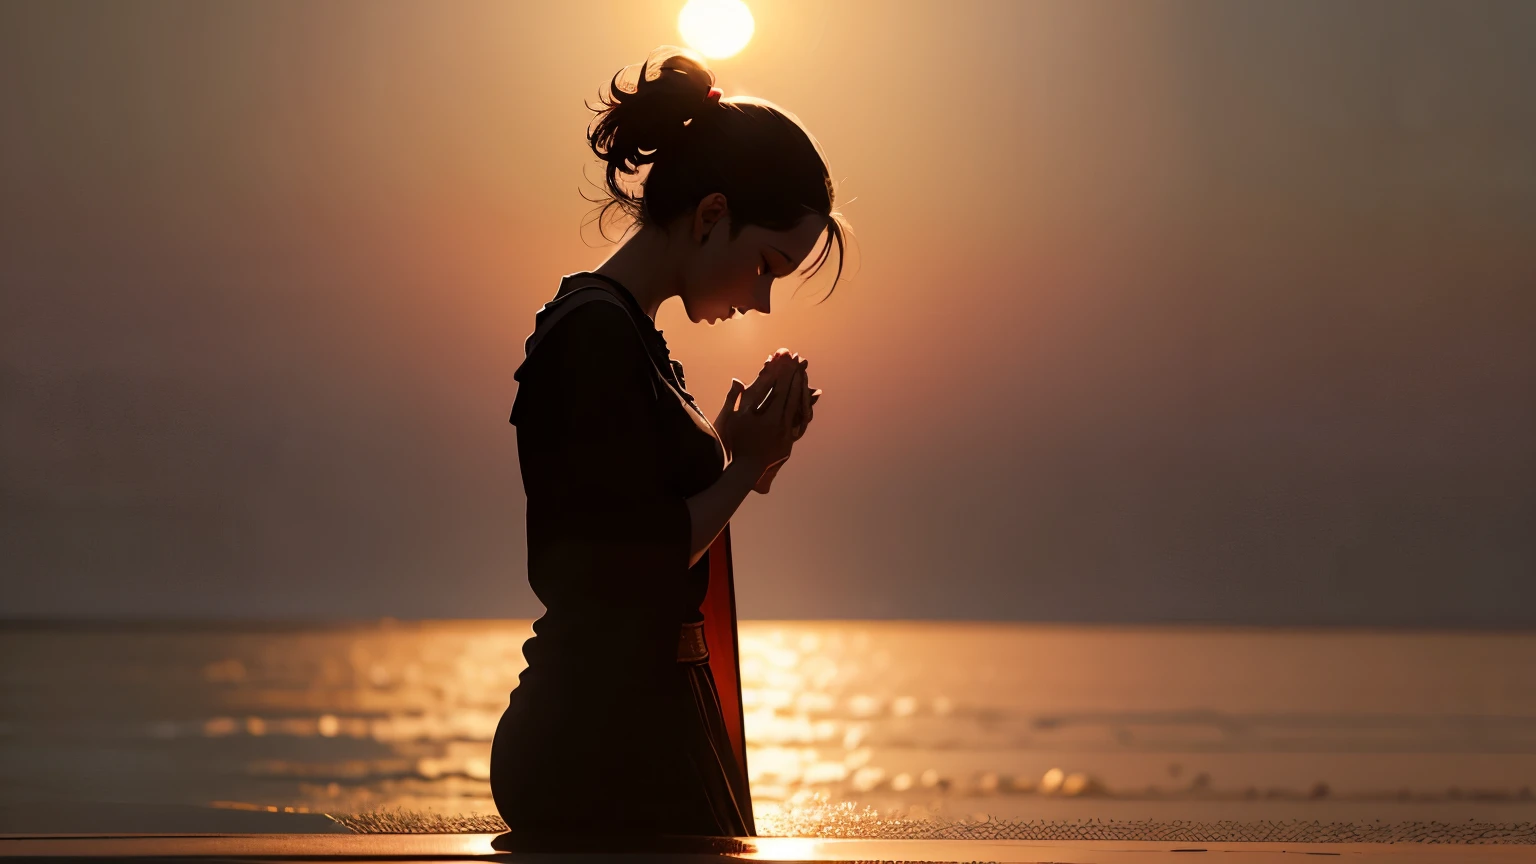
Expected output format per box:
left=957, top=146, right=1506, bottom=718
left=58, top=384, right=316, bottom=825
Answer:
left=510, top=300, right=654, bottom=425
left=511, top=289, right=661, bottom=416
left=536, top=292, right=634, bottom=347
left=529, top=294, right=655, bottom=371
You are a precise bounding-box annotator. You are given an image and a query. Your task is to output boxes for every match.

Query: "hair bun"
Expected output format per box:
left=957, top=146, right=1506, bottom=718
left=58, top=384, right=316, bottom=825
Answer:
left=588, top=47, right=717, bottom=181
left=580, top=46, right=851, bottom=297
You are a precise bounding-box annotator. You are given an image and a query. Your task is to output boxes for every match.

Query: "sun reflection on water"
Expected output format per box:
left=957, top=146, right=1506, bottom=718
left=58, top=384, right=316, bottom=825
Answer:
left=6, top=620, right=1536, bottom=831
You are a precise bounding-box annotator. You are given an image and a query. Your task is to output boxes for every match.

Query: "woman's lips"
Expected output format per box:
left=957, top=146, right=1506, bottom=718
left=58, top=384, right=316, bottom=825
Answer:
left=704, top=307, right=746, bottom=324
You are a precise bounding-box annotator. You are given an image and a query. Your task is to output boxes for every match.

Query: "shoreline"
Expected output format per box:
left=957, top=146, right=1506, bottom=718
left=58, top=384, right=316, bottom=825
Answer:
left=4, top=832, right=1536, bottom=864
left=7, top=802, right=1536, bottom=844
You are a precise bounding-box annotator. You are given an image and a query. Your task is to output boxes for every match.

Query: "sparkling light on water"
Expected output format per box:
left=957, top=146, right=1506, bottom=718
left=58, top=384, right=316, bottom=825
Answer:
left=4, top=621, right=1536, bottom=831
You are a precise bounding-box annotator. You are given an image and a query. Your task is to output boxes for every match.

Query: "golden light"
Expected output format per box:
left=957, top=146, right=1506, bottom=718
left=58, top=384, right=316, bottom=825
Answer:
left=741, top=838, right=827, bottom=861
left=678, top=0, right=755, bottom=60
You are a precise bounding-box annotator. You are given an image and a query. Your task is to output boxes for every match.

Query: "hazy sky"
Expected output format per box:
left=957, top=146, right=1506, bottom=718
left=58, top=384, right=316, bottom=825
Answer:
left=2, top=0, right=1533, bottom=624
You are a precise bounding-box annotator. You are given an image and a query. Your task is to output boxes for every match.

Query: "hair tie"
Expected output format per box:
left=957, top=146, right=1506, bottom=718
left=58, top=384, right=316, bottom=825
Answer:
left=705, top=86, right=723, bottom=104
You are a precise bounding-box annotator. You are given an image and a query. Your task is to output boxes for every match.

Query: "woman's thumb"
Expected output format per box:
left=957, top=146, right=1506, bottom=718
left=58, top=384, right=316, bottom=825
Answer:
left=721, top=378, right=744, bottom=412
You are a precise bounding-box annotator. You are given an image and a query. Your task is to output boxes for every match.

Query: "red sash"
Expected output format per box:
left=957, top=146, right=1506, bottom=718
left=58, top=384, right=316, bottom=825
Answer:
left=703, top=525, right=749, bottom=788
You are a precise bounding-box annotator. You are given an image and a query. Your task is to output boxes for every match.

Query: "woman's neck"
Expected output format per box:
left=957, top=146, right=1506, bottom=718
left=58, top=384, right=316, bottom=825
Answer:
left=592, top=225, right=684, bottom=321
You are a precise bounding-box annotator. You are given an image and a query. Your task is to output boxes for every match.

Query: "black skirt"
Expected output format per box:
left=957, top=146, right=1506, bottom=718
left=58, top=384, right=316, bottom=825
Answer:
left=490, top=651, right=753, bottom=837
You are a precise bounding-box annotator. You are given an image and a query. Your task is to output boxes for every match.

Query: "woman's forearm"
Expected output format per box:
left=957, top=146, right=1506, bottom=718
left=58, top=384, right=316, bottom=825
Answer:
left=685, top=458, right=763, bottom=567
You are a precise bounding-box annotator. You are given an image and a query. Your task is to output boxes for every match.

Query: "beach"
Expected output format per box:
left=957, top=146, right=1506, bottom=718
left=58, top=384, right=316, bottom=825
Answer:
left=6, top=832, right=1536, bottom=863
left=3, top=619, right=1535, bottom=846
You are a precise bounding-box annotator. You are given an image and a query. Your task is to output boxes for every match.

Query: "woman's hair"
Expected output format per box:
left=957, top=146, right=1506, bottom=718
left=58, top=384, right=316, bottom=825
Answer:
left=585, top=46, right=850, bottom=295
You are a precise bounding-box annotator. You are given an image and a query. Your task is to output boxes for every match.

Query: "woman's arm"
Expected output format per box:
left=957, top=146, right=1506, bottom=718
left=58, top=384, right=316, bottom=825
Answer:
left=686, top=354, right=806, bottom=564
left=685, top=458, right=760, bottom=568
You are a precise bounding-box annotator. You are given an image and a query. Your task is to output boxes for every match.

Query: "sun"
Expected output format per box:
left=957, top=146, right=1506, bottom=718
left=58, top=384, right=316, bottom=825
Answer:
left=678, top=0, right=755, bottom=60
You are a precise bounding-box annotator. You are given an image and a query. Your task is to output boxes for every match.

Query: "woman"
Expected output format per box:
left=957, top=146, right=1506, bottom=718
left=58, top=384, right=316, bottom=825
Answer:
left=491, top=46, right=849, bottom=838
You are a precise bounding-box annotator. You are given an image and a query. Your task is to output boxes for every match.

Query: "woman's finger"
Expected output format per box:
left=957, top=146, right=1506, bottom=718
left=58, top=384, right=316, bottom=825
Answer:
left=762, top=348, right=792, bottom=373
left=780, top=366, right=806, bottom=428
left=742, top=373, right=773, bottom=413
left=752, top=357, right=798, bottom=414
left=745, top=358, right=791, bottom=412
left=719, top=378, right=743, bottom=419
left=788, top=363, right=809, bottom=437
left=715, top=379, right=744, bottom=445
left=753, top=372, right=786, bottom=414
left=799, top=366, right=811, bottom=429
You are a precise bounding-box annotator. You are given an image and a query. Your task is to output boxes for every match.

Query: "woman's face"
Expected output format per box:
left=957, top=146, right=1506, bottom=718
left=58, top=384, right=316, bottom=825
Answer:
left=679, top=199, right=829, bottom=326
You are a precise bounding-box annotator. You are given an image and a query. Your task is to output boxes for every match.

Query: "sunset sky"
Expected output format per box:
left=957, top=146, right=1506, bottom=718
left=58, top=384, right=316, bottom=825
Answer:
left=2, top=0, right=1533, bottom=624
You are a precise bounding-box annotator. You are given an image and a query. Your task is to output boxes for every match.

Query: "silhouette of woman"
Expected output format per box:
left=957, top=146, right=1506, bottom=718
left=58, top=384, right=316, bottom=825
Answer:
left=491, top=46, right=849, bottom=838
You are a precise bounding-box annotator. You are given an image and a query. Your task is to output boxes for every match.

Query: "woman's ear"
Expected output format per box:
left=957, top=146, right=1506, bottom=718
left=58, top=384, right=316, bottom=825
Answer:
left=692, top=192, right=730, bottom=244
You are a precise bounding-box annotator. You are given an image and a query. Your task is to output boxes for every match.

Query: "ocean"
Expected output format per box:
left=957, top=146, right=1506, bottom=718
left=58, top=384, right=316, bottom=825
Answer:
left=3, top=620, right=1535, bottom=834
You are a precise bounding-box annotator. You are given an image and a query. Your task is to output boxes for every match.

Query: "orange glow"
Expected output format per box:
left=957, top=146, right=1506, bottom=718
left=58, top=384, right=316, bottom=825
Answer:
left=679, top=0, right=755, bottom=59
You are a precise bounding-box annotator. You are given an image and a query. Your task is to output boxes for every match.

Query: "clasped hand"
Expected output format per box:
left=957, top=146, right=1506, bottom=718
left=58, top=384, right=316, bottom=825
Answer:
left=714, top=348, right=820, bottom=494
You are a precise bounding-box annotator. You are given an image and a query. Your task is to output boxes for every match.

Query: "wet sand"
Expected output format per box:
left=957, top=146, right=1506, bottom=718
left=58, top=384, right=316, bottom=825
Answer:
left=3, top=805, right=1532, bottom=862
left=4, top=832, right=1536, bottom=863
left=0, top=802, right=350, bottom=835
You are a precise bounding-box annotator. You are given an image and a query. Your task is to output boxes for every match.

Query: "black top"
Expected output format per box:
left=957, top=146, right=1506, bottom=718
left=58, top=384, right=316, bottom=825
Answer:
left=508, top=272, right=727, bottom=692
left=495, top=272, right=754, bottom=838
